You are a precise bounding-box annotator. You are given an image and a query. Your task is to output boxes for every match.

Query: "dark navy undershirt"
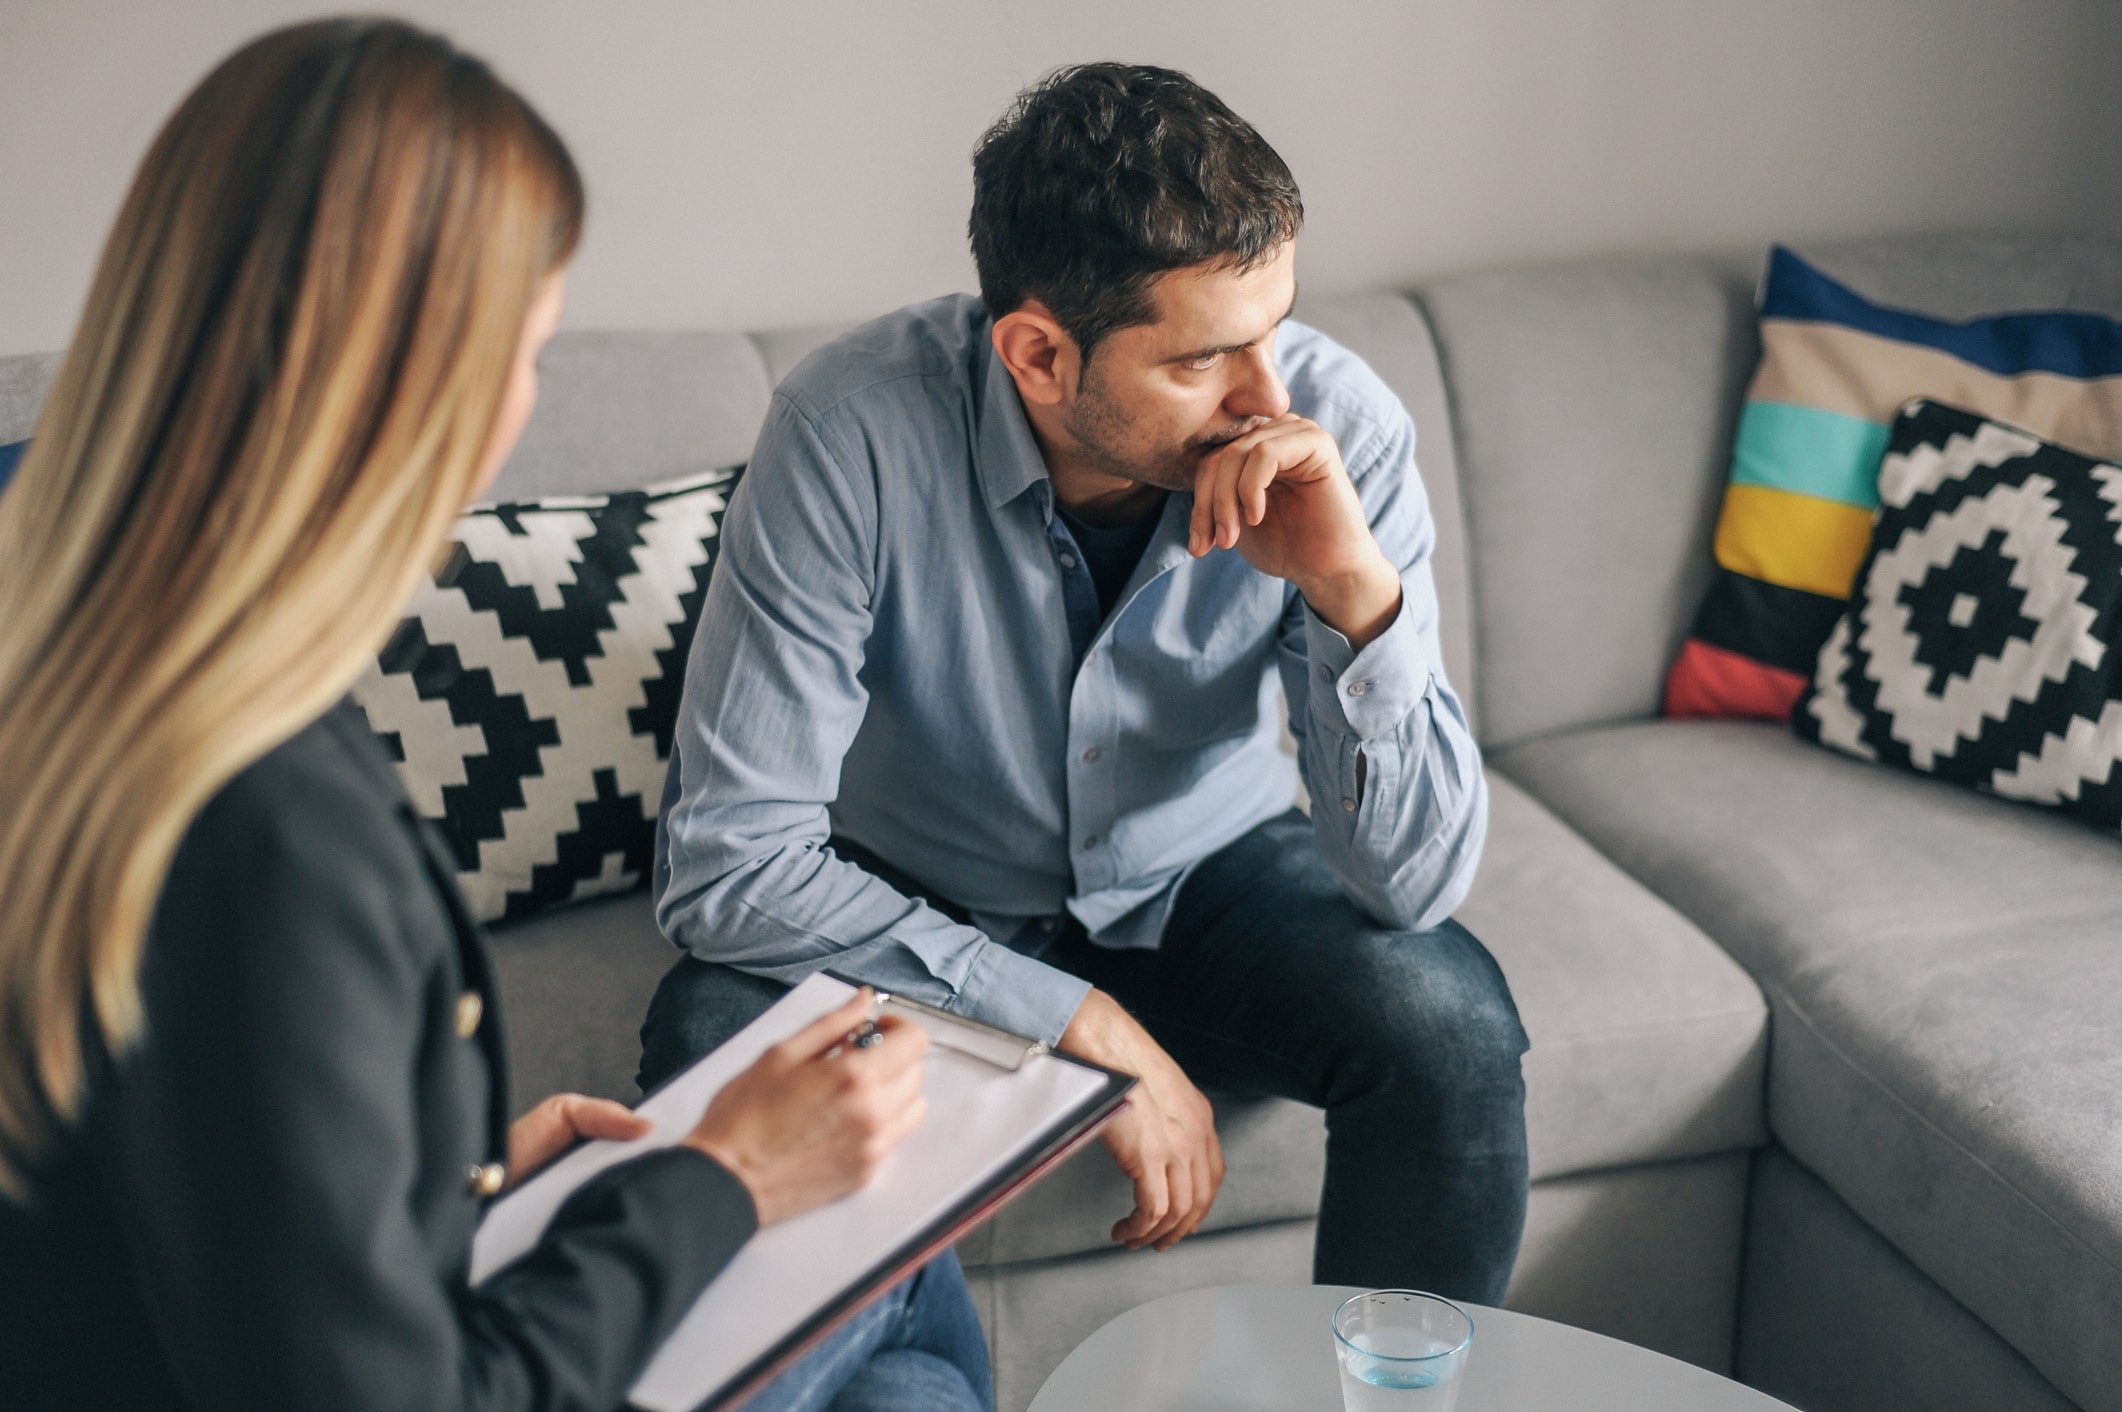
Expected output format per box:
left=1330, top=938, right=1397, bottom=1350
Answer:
left=1057, top=501, right=1164, bottom=621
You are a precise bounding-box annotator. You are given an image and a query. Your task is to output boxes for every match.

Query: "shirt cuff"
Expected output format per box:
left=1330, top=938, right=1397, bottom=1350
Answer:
left=948, top=937, right=1095, bottom=1048
left=1304, top=583, right=1433, bottom=740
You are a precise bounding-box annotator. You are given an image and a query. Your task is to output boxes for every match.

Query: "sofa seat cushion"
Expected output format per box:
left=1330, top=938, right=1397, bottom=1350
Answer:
left=1464, top=777, right=1767, bottom=1181
left=489, top=774, right=1770, bottom=1271
left=487, top=890, right=680, bottom=1107
left=1497, top=719, right=2122, bottom=1412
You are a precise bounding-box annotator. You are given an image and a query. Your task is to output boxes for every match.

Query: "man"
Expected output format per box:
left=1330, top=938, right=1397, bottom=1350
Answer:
left=643, top=63, right=1528, bottom=1299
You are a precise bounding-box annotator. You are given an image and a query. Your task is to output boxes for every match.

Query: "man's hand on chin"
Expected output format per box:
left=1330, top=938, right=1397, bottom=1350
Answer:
left=1059, top=988, right=1226, bottom=1252
left=1188, top=413, right=1403, bottom=650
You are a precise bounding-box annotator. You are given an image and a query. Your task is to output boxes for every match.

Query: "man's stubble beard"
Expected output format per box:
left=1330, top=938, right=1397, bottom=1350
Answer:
left=1065, top=360, right=1257, bottom=495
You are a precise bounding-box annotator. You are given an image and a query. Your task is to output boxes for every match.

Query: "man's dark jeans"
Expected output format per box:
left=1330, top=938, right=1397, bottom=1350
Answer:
left=640, top=809, right=1530, bottom=1302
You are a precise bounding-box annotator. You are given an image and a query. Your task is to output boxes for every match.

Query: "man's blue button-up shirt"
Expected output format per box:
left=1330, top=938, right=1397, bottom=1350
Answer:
left=653, top=294, right=1486, bottom=1046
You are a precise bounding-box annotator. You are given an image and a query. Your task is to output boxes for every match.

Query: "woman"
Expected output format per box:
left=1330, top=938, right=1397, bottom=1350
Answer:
left=0, top=20, right=990, bottom=1412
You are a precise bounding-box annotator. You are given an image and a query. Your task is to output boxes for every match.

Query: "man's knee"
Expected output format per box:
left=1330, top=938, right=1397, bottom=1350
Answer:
left=636, top=956, right=788, bottom=1094
left=1351, top=920, right=1529, bottom=1119
left=1420, top=921, right=1528, bottom=1068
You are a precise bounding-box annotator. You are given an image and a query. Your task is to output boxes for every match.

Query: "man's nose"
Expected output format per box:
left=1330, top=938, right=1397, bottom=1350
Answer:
left=1226, top=344, right=1291, bottom=422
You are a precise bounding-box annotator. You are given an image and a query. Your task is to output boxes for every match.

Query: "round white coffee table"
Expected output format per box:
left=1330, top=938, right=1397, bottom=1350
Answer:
left=1027, top=1285, right=1799, bottom=1411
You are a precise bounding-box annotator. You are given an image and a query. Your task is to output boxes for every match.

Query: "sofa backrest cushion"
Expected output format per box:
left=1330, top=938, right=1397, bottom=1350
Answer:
left=489, top=330, right=773, bottom=501
left=1802, top=236, right=2122, bottom=326
left=1419, top=254, right=1759, bottom=749
left=0, top=353, right=59, bottom=445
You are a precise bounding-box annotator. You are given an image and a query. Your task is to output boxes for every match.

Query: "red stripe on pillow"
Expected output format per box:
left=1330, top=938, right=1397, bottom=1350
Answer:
left=1663, top=638, right=1810, bottom=722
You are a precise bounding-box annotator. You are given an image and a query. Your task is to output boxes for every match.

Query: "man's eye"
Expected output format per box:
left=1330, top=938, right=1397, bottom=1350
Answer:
left=1185, top=353, right=1221, bottom=372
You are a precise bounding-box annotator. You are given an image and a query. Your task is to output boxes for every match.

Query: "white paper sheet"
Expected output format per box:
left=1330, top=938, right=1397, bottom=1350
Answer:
left=469, top=973, right=1113, bottom=1412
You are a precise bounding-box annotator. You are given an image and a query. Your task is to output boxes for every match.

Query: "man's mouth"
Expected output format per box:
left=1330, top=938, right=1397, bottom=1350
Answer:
left=1191, top=418, right=1270, bottom=454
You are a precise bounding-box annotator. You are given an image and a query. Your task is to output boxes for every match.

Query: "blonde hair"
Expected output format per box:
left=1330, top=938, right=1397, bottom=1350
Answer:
left=0, top=18, right=583, bottom=1197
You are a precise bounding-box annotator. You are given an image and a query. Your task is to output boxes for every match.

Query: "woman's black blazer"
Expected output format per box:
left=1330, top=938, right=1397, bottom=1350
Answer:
left=0, top=700, right=756, bottom=1410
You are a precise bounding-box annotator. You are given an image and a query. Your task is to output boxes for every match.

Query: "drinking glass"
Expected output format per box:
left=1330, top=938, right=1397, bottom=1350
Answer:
left=1331, top=1289, right=1474, bottom=1411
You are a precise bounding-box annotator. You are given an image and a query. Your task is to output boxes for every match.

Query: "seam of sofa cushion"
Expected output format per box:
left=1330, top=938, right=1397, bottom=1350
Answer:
left=1525, top=1001, right=1769, bottom=1050
left=1766, top=977, right=2122, bottom=1286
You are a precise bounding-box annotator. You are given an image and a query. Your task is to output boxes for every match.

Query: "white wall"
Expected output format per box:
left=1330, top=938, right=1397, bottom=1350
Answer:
left=2, top=0, right=2117, bottom=356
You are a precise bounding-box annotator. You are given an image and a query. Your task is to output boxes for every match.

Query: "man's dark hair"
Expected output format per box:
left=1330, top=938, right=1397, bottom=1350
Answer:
left=969, top=63, right=1303, bottom=359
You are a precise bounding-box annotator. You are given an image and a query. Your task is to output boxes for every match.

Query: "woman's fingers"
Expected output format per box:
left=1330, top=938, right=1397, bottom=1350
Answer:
left=563, top=1095, right=652, bottom=1142
left=772, top=988, right=880, bottom=1066
left=869, top=1086, right=930, bottom=1158
left=861, top=1010, right=931, bottom=1067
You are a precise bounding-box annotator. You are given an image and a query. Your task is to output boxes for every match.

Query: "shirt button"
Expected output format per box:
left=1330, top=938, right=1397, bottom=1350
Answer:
left=455, top=990, right=483, bottom=1038
left=1081, top=746, right=1101, bottom=763
left=467, top=1162, right=508, bottom=1198
left=1342, top=797, right=1358, bottom=812
left=1058, top=552, right=1079, bottom=569
left=1347, top=680, right=1371, bottom=697
left=1081, top=834, right=1100, bottom=850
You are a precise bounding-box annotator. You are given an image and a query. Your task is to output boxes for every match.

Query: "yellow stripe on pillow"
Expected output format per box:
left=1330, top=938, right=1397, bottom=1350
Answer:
left=1752, top=321, right=2122, bottom=459
left=1713, top=483, right=1877, bottom=599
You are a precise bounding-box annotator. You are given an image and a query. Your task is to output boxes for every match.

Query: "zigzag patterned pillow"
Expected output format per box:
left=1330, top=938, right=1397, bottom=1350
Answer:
left=352, top=465, right=743, bottom=924
left=1798, top=402, right=2122, bottom=831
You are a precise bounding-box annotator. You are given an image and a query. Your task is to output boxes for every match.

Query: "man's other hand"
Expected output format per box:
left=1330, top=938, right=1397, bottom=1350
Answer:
left=1059, top=988, right=1225, bottom=1252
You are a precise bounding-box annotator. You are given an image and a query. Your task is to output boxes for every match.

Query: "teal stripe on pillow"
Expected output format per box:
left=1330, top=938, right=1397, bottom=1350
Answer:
left=1730, top=402, right=1888, bottom=509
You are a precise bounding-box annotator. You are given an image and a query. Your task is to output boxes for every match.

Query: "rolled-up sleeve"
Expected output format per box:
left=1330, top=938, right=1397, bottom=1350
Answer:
left=1278, top=407, right=1488, bottom=931
left=654, top=392, right=1089, bottom=1046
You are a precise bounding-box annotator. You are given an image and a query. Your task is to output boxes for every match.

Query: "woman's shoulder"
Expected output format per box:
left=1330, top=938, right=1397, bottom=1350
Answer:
left=191, top=700, right=416, bottom=854
left=158, top=699, right=444, bottom=970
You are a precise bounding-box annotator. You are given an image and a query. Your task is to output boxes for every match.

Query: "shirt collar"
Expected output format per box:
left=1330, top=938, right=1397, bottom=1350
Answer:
left=974, top=328, right=1055, bottom=511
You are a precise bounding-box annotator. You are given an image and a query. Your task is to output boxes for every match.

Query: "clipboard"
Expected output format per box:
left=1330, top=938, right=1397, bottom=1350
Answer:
left=469, top=971, right=1134, bottom=1412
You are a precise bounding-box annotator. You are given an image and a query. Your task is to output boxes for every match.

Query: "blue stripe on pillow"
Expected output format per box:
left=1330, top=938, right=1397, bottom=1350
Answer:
left=0, top=440, right=24, bottom=493
left=1759, top=245, right=2122, bottom=380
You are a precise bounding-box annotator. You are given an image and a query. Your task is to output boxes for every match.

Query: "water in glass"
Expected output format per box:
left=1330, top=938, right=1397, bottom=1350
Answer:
left=1332, top=1290, right=1471, bottom=1412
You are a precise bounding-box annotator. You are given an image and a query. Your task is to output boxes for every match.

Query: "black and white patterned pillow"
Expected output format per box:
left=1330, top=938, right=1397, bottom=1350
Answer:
left=1798, top=401, right=2122, bottom=831
left=352, top=465, right=743, bottom=923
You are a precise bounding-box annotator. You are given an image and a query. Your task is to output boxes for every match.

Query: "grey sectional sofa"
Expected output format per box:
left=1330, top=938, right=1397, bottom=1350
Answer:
left=4, top=233, right=2115, bottom=1412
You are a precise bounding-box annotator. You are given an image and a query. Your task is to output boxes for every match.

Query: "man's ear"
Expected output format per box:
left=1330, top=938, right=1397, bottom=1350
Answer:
left=991, top=301, right=1080, bottom=408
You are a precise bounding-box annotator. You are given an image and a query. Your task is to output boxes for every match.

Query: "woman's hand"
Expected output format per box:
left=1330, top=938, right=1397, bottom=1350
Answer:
left=684, top=989, right=931, bottom=1226
left=506, top=1094, right=654, bottom=1188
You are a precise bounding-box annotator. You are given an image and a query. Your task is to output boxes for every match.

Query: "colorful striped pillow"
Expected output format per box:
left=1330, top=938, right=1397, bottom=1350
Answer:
left=1663, top=247, right=2122, bottom=721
